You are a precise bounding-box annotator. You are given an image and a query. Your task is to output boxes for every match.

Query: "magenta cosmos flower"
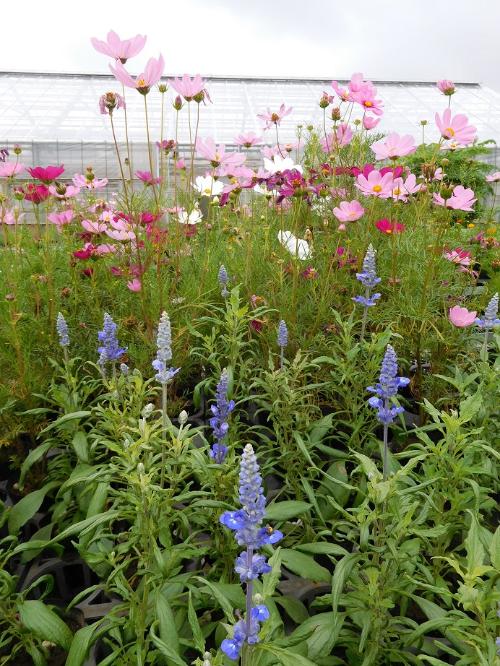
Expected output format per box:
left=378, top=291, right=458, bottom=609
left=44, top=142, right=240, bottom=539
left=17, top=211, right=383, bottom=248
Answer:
left=433, top=185, right=476, bottom=211
left=0, top=162, right=24, bottom=178
left=170, top=74, right=208, bottom=102
left=375, top=219, right=405, bottom=234
left=435, top=109, right=476, bottom=146
left=27, top=165, right=64, bottom=184
left=372, top=133, right=416, bottom=160
left=136, top=170, right=162, bottom=186
left=91, top=31, right=146, bottom=63
left=437, top=80, right=456, bottom=96
left=257, top=104, right=292, bottom=129
left=333, top=200, right=365, bottom=223
left=234, top=132, right=263, bottom=148
left=449, top=305, right=476, bottom=327
left=110, top=55, right=165, bottom=95
left=355, top=170, right=394, bottom=198
left=195, top=137, right=246, bottom=168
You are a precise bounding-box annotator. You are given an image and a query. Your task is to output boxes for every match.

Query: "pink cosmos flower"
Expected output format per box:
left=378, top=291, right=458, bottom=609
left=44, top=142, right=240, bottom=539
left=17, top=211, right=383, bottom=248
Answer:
left=99, top=92, right=125, bottom=115
left=0, top=208, right=23, bottom=225
left=27, top=165, right=64, bottom=184
left=0, top=162, right=24, bottom=178
left=195, top=137, right=246, bottom=168
left=437, top=80, right=455, bottom=96
left=257, top=104, right=293, bottom=129
left=234, top=132, right=263, bottom=148
left=110, top=55, right=165, bottom=95
left=372, top=133, right=416, bottom=160
left=321, top=123, right=353, bottom=152
left=331, top=80, right=352, bottom=102
left=443, top=248, right=472, bottom=267
left=82, top=219, right=108, bottom=234
left=333, top=200, right=365, bottom=223
left=391, top=174, right=421, bottom=201
left=355, top=169, right=394, bottom=198
left=136, top=170, right=162, bottom=186
left=363, top=115, right=380, bottom=130
left=448, top=305, right=476, bottom=327
left=47, top=209, right=74, bottom=228
left=106, top=218, right=135, bottom=241
left=486, top=172, right=500, bottom=182
left=375, top=218, right=405, bottom=234
left=435, top=108, right=476, bottom=145
left=48, top=184, right=80, bottom=198
left=127, top=278, right=142, bottom=292
left=433, top=185, right=476, bottom=211
left=95, top=244, right=116, bottom=255
left=91, top=31, right=146, bottom=63
left=73, top=173, right=108, bottom=190
left=170, top=74, right=208, bottom=102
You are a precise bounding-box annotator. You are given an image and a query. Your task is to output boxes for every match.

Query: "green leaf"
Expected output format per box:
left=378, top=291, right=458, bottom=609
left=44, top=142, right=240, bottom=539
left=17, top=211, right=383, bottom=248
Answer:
left=265, top=501, right=312, bottom=521
left=19, top=441, right=54, bottom=486
left=274, top=597, right=309, bottom=624
left=257, top=644, right=317, bottom=666
left=8, top=482, right=58, bottom=535
left=280, top=549, right=330, bottom=583
left=72, top=431, right=89, bottom=463
left=465, top=511, right=484, bottom=572
left=489, top=525, right=500, bottom=570
left=156, top=594, right=179, bottom=655
left=149, top=624, right=188, bottom=666
left=331, top=553, right=360, bottom=614
left=296, top=543, right=348, bottom=557
left=262, top=548, right=282, bottom=598
left=40, top=411, right=91, bottom=433
left=187, top=592, right=205, bottom=655
left=195, top=577, right=235, bottom=622
left=65, top=622, right=108, bottom=666
left=18, top=600, right=72, bottom=651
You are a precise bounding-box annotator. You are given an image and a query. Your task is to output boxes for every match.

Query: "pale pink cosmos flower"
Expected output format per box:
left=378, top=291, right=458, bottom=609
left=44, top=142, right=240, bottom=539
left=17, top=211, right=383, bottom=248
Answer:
left=110, top=55, right=165, bottom=94
left=350, top=78, right=384, bottom=116
left=437, top=80, right=456, bottom=96
left=449, top=305, right=476, bottom=327
left=0, top=162, right=24, bottom=178
left=82, top=219, right=108, bottom=234
left=333, top=200, right=365, bottom=223
left=0, top=208, right=23, bottom=224
left=433, top=185, right=476, bottom=211
left=91, top=31, right=146, bottom=63
left=95, top=244, right=116, bottom=255
left=48, top=184, right=80, bottom=198
left=321, top=123, right=353, bottom=152
left=355, top=169, right=394, bottom=198
left=391, top=174, right=421, bottom=201
left=234, top=132, right=263, bottom=148
left=363, top=115, right=380, bottom=130
left=257, top=104, right=293, bottom=129
left=372, top=133, right=416, bottom=160
left=47, top=209, right=74, bottom=228
left=170, top=74, right=208, bottom=102
left=486, top=172, right=500, bottom=182
left=99, top=92, right=125, bottom=115
left=435, top=108, right=476, bottom=145
left=195, top=137, right=246, bottom=168
left=216, top=164, right=254, bottom=179
left=261, top=145, right=282, bottom=159
left=106, top=218, right=135, bottom=241
left=127, top=278, right=142, bottom=292
left=331, top=81, right=352, bottom=102
left=443, top=248, right=472, bottom=267
left=73, top=173, right=108, bottom=190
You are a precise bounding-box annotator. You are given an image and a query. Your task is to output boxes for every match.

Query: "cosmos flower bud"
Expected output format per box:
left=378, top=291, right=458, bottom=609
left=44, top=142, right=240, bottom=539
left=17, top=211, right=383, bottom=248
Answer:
left=173, top=95, right=183, bottom=111
left=178, top=410, right=188, bottom=425
left=158, top=83, right=168, bottom=93
left=331, top=107, right=341, bottom=121
left=13, top=145, right=22, bottom=155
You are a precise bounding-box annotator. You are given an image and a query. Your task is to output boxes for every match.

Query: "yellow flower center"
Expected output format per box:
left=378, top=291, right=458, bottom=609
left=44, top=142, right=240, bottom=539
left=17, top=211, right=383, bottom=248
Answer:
left=393, top=188, right=401, bottom=195
left=364, top=101, right=373, bottom=107
left=444, top=127, right=455, bottom=137
left=372, top=184, right=382, bottom=192
left=137, top=78, right=147, bottom=87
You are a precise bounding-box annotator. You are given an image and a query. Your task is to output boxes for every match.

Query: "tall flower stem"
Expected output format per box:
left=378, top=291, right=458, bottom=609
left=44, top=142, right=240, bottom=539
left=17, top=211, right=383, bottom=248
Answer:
left=275, top=123, right=285, bottom=157
left=189, top=103, right=201, bottom=192
left=160, top=383, right=168, bottom=488
left=382, top=412, right=389, bottom=481
left=144, top=95, right=159, bottom=210
left=121, top=84, right=134, bottom=185
left=109, top=113, right=129, bottom=208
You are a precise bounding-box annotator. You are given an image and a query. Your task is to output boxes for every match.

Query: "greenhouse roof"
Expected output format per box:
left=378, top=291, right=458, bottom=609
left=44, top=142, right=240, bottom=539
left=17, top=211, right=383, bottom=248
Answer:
left=2, top=71, right=500, bottom=146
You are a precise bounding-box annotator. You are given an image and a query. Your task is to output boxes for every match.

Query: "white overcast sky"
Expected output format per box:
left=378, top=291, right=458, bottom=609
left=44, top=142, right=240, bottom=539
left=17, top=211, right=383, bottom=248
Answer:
left=2, top=0, right=500, bottom=89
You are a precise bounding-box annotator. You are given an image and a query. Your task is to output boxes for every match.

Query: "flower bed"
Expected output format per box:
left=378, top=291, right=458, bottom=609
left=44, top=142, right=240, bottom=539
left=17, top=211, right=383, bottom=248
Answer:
left=0, top=29, right=499, bottom=666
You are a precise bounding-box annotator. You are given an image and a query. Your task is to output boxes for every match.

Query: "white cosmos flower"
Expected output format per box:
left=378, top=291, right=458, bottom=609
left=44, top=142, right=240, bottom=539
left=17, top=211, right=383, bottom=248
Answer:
left=178, top=205, right=203, bottom=225
left=277, top=230, right=311, bottom=260
left=263, top=155, right=303, bottom=175
left=194, top=175, right=224, bottom=197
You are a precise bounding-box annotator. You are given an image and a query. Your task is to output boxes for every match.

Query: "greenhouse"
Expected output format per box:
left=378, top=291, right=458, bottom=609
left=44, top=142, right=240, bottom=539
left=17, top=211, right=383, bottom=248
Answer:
left=0, top=27, right=499, bottom=666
